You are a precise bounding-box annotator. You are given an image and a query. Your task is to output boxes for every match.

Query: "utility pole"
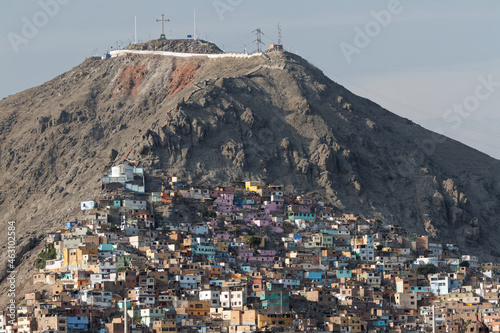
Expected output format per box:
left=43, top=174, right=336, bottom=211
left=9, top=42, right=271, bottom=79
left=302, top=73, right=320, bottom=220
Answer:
left=254, top=28, right=264, bottom=53
left=90, top=297, right=93, bottom=333
left=156, top=14, right=170, bottom=40
left=124, top=298, right=128, bottom=333
left=432, top=304, right=436, bottom=333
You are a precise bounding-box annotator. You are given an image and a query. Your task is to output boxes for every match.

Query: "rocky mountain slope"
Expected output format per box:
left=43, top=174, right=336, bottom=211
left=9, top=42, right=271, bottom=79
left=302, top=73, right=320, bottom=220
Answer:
left=0, top=41, right=499, bottom=302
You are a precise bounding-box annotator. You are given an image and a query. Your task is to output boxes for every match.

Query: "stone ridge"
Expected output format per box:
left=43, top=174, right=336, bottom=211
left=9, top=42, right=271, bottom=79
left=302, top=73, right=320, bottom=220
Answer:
left=125, top=39, right=224, bottom=54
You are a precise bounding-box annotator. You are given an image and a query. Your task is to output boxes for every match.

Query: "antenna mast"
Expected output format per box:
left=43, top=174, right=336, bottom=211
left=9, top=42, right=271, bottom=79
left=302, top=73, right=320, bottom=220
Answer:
left=277, top=22, right=282, bottom=45
left=134, top=16, right=137, bottom=44
left=194, top=10, right=196, bottom=41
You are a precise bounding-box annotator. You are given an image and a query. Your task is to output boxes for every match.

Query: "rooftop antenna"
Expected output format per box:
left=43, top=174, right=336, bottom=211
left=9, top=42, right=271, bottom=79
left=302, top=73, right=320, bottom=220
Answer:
left=156, top=13, right=170, bottom=40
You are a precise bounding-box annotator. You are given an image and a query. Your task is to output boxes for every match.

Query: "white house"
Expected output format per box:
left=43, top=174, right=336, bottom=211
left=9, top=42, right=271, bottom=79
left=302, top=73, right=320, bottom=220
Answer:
left=122, top=199, right=147, bottom=210
left=199, top=290, right=221, bottom=308
left=220, top=286, right=247, bottom=309
left=80, top=290, right=113, bottom=307
left=429, top=274, right=450, bottom=296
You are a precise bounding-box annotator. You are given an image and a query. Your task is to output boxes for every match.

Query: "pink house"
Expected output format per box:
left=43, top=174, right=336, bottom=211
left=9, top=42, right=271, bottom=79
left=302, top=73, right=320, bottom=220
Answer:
left=263, top=201, right=284, bottom=214
left=216, top=205, right=235, bottom=213
left=253, top=220, right=271, bottom=227
left=214, top=193, right=234, bottom=205
left=298, top=206, right=310, bottom=213
left=259, top=250, right=276, bottom=256
left=216, top=233, right=232, bottom=241
left=239, top=250, right=253, bottom=260
left=248, top=256, right=274, bottom=262
left=272, top=227, right=284, bottom=233
left=213, top=193, right=236, bottom=213
left=207, top=221, right=218, bottom=228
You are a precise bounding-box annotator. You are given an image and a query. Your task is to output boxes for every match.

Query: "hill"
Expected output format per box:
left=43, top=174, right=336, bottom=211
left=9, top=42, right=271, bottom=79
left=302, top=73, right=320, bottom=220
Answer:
left=0, top=41, right=499, bottom=300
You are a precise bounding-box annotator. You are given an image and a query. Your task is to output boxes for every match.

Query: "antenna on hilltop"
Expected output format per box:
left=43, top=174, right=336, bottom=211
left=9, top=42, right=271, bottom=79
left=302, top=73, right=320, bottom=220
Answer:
left=268, top=22, right=284, bottom=52
left=134, top=16, right=137, bottom=44
left=277, top=22, right=282, bottom=45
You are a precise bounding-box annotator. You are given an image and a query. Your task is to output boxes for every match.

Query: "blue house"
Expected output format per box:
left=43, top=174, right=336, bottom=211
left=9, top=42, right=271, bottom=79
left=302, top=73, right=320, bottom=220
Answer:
left=336, top=269, right=352, bottom=279
left=65, top=221, right=78, bottom=229
left=240, top=265, right=251, bottom=272
left=320, top=229, right=338, bottom=235
left=176, top=314, right=189, bottom=324
left=209, top=280, right=224, bottom=287
left=98, top=244, right=117, bottom=251
left=233, top=196, right=244, bottom=207
left=117, top=299, right=132, bottom=309
left=410, top=286, right=430, bottom=293
left=288, top=212, right=316, bottom=221
left=67, top=316, right=89, bottom=331
left=192, top=244, right=216, bottom=259
left=305, top=271, right=322, bottom=282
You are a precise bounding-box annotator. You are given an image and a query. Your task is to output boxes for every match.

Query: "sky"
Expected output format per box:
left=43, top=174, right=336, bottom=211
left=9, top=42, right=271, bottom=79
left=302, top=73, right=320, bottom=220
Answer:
left=1, top=0, right=499, bottom=159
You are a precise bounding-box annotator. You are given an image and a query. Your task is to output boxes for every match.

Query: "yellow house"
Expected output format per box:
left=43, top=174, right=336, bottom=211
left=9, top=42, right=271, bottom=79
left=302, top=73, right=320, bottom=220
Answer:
left=335, top=315, right=367, bottom=333
left=257, top=313, right=293, bottom=329
left=63, top=245, right=98, bottom=268
left=481, top=262, right=500, bottom=271
left=186, top=300, right=210, bottom=317
left=245, top=181, right=265, bottom=192
left=217, top=242, right=229, bottom=252
left=63, top=248, right=77, bottom=267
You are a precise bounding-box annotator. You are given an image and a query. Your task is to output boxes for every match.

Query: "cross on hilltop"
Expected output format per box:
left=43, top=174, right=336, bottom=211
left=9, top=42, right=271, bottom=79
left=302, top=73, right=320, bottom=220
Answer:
left=156, top=14, right=170, bottom=40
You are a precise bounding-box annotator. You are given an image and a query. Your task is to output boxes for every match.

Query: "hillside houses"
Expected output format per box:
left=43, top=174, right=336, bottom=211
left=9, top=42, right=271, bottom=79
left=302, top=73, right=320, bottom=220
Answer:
left=4, top=179, right=500, bottom=333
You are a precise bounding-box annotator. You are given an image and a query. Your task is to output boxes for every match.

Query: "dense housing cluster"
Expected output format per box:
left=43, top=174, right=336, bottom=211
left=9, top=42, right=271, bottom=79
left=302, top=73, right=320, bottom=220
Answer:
left=2, top=169, right=498, bottom=333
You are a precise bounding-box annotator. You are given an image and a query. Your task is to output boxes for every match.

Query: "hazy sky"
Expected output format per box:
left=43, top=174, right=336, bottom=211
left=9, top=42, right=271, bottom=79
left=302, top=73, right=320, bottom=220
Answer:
left=1, top=0, right=499, bottom=159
